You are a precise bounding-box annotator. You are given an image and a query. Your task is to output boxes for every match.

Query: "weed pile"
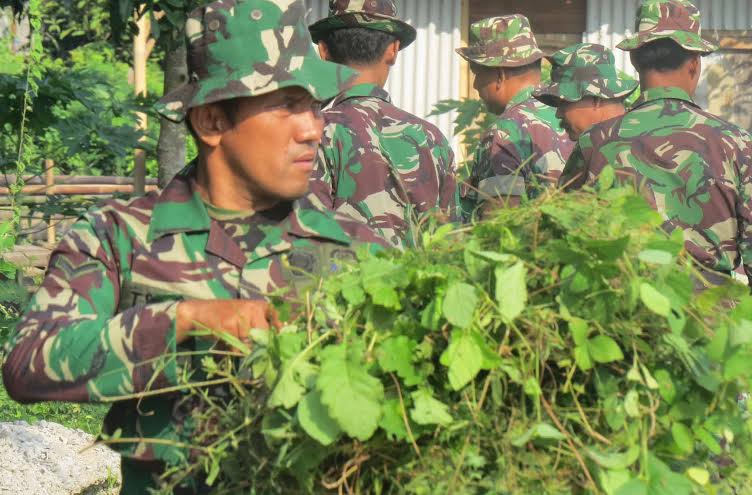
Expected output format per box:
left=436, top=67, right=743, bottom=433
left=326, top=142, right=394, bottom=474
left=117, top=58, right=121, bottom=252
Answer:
left=157, top=187, right=752, bottom=494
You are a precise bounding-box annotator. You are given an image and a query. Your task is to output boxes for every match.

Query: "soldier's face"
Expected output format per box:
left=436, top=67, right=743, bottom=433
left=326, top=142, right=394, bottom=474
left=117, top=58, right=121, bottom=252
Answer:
left=472, top=65, right=505, bottom=114
left=220, top=87, right=324, bottom=202
left=556, top=98, right=600, bottom=140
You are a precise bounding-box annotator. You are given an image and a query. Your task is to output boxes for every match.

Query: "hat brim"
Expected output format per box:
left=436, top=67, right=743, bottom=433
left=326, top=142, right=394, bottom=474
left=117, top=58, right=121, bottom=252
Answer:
left=456, top=46, right=544, bottom=68
left=616, top=31, right=718, bottom=54
left=533, top=79, right=639, bottom=107
left=309, top=12, right=417, bottom=49
left=155, top=57, right=357, bottom=123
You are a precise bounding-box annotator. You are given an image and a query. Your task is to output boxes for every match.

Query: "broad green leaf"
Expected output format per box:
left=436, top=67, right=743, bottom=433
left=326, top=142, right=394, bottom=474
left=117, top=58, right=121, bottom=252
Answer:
left=267, top=359, right=317, bottom=409
left=598, top=164, right=615, bottom=190
left=440, top=330, right=483, bottom=390
left=638, top=249, right=673, bottom=265
left=654, top=369, right=677, bottom=404
left=640, top=364, right=660, bottom=390
left=693, top=427, right=721, bottom=455
left=512, top=422, right=565, bottom=447
left=614, top=479, right=648, bottom=495
left=317, top=343, right=384, bottom=441
left=671, top=422, right=694, bottom=454
left=570, top=318, right=589, bottom=346
left=495, top=261, right=527, bottom=322
left=586, top=445, right=640, bottom=470
left=588, top=335, right=624, bottom=363
left=377, top=336, right=422, bottom=386
left=410, top=389, right=453, bottom=426
left=624, top=390, right=641, bottom=418
left=360, top=258, right=404, bottom=309
left=646, top=453, right=694, bottom=495
left=469, top=250, right=515, bottom=263
left=574, top=345, right=593, bottom=371
left=640, top=283, right=671, bottom=318
left=686, top=467, right=709, bottom=486
left=442, top=282, right=478, bottom=328
left=379, top=398, right=408, bottom=441
left=723, top=350, right=752, bottom=380
left=298, top=390, right=341, bottom=446
left=523, top=377, right=542, bottom=397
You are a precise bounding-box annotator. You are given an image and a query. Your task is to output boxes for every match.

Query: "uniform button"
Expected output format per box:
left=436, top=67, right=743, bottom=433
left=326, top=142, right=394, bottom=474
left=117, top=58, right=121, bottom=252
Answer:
left=251, top=9, right=263, bottom=20
left=207, top=19, right=221, bottom=31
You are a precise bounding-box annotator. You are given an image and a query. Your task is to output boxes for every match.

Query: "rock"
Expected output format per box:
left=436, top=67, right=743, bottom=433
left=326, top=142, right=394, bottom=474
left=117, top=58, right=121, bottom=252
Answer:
left=0, top=420, right=121, bottom=495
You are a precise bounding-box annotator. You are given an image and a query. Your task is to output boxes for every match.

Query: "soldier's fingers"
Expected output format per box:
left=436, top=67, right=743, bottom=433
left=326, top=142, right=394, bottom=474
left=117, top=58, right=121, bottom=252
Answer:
left=266, top=306, right=282, bottom=331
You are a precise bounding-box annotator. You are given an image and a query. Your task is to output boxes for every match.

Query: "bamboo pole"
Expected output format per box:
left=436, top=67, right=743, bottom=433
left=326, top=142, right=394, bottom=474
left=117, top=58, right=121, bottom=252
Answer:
left=0, top=184, right=159, bottom=196
left=133, top=7, right=150, bottom=196
left=44, top=159, right=55, bottom=246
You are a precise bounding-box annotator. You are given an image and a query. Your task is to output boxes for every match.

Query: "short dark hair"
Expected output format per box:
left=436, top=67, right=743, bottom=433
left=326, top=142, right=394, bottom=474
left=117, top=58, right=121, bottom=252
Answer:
left=631, top=38, right=697, bottom=73
left=321, top=27, right=398, bottom=66
left=469, top=59, right=542, bottom=78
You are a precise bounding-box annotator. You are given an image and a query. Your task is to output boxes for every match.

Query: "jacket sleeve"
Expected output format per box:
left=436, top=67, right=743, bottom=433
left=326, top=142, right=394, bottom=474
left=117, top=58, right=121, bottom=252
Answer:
left=558, top=133, right=594, bottom=190
left=2, top=215, right=180, bottom=404
left=474, top=121, right=530, bottom=199
left=738, top=134, right=752, bottom=286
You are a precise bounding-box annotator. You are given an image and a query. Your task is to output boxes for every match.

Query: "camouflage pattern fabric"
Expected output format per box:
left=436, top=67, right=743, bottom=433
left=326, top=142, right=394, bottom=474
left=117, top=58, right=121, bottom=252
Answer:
left=533, top=43, right=638, bottom=107
left=309, top=0, right=416, bottom=49
left=464, top=87, right=574, bottom=209
left=309, top=83, right=460, bottom=248
left=617, top=0, right=718, bottom=53
left=2, top=165, right=389, bottom=493
left=155, top=0, right=357, bottom=122
left=456, top=15, right=544, bottom=68
left=559, top=87, right=752, bottom=283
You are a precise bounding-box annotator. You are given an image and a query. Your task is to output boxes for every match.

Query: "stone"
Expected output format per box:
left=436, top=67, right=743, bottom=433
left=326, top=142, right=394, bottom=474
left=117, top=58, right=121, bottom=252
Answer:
left=0, top=421, right=121, bottom=495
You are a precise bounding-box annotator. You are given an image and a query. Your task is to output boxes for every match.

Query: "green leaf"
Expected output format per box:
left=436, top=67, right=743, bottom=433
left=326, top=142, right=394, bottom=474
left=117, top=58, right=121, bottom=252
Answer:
left=298, top=390, right=341, bottom=446
left=646, top=453, right=694, bottom=495
left=693, top=427, right=721, bottom=455
left=442, top=282, right=478, bottom=328
left=685, top=467, right=709, bottom=486
left=624, top=390, right=641, bottom=418
left=440, top=330, right=483, bottom=390
left=410, top=389, right=453, bottom=426
left=495, top=261, right=527, bottom=322
left=654, top=369, right=677, bottom=404
left=585, top=444, right=640, bottom=470
left=640, top=283, right=672, bottom=318
left=360, top=258, right=405, bottom=309
left=574, top=345, right=594, bottom=371
left=588, top=335, right=624, bottom=363
left=377, top=336, right=422, bottom=386
left=570, top=318, right=590, bottom=346
left=671, top=422, right=694, bottom=454
left=723, top=350, right=752, bottom=380
left=317, top=343, right=384, bottom=441
left=614, top=479, right=648, bottom=495
left=598, top=164, right=615, bottom=190
left=638, top=249, right=673, bottom=265
left=512, top=423, right=566, bottom=447
left=379, top=398, right=408, bottom=441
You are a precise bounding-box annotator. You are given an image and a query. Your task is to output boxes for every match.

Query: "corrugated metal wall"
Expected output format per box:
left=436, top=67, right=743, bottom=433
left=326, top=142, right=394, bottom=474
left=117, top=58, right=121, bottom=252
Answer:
left=306, top=0, right=463, bottom=144
left=585, top=0, right=752, bottom=77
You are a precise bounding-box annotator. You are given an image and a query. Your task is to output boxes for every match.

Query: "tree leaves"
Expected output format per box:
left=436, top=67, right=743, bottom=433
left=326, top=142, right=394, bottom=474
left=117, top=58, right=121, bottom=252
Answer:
left=442, top=283, right=478, bottom=328
left=317, top=342, right=384, bottom=441
left=495, top=261, right=527, bottom=322
left=410, top=389, right=453, bottom=426
left=588, top=335, right=625, bottom=364
left=298, top=390, right=341, bottom=446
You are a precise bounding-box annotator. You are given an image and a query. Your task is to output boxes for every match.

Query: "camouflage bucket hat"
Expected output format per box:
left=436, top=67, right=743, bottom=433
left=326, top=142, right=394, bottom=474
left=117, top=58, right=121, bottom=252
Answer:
left=616, top=0, right=718, bottom=54
left=309, top=0, right=417, bottom=49
left=456, top=15, right=543, bottom=68
left=534, top=43, right=639, bottom=107
left=155, top=0, right=358, bottom=123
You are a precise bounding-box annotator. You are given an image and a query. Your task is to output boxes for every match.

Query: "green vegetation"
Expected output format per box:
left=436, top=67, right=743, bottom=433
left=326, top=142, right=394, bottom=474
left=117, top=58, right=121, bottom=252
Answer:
left=151, top=184, right=752, bottom=494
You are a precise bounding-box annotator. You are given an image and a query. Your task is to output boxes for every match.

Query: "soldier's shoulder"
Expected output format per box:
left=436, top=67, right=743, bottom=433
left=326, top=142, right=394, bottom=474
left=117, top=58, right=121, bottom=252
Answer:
left=330, top=210, right=393, bottom=249
left=79, top=190, right=159, bottom=225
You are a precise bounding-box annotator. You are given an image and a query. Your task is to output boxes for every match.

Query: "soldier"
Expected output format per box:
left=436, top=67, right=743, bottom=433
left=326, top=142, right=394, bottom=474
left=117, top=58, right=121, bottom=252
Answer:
left=558, top=0, right=752, bottom=286
left=456, top=15, right=574, bottom=215
left=2, top=0, right=389, bottom=492
left=533, top=43, right=638, bottom=142
left=308, top=0, right=459, bottom=248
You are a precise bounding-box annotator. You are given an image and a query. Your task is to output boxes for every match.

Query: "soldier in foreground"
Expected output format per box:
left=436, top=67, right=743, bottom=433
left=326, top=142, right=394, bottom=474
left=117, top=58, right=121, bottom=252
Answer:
left=558, top=0, right=752, bottom=286
left=308, top=0, right=459, bottom=248
left=533, top=43, right=638, bottom=143
left=2, top=0, right=388, bottom=492
left=456, top=15, right=573, bottom=216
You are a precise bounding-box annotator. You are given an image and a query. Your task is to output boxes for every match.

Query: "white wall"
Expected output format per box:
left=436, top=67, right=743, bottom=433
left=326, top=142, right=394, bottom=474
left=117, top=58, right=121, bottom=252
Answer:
left=306, top=0, right=464, bottom=144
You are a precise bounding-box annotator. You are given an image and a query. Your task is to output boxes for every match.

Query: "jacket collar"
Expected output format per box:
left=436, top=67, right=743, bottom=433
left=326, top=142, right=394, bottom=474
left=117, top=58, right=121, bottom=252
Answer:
left=633, top=86, right=698, bottom=109
left=330, top=83, right=391, bottom=107
left=507, top=86, right=535, bottom=110
left=147, top=163, right=352, bottom=267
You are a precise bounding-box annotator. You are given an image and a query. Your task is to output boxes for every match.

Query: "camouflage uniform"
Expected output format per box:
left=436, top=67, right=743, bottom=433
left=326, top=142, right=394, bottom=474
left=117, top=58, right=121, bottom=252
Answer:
left=533, top=43, right=638, bottom=108
left=2, top=1, right=388, bottom=493
left=457, top=16, right=573, bottom=208
left=559, top=0, right=752, bottom=284
left=308, top=1, right=459, bottom=249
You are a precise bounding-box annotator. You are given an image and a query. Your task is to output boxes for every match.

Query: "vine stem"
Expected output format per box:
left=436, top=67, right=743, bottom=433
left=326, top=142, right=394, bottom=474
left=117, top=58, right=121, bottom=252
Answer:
left=389, top=373, right=421, bottom=457
left=540, top=396, right=598, bottom=492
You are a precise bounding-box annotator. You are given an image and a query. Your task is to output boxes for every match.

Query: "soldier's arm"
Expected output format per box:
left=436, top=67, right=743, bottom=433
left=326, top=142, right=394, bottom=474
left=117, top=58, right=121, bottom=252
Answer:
left=2, top=216, right=182, bottom=403
left=558, top=133, right=594, bottom=190
left=476, top=122, right=529, bottom=206
left=436, top=140, right=461, bottom=223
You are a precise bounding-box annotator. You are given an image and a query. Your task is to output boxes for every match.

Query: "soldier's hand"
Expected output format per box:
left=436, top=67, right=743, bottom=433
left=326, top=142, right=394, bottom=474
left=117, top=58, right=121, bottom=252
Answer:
left=175, top=299, right=282, bottom=344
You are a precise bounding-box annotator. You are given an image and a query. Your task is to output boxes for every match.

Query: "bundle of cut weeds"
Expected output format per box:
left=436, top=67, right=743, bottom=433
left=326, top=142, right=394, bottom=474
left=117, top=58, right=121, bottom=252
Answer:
left=156, top=185, right=752, bottom=495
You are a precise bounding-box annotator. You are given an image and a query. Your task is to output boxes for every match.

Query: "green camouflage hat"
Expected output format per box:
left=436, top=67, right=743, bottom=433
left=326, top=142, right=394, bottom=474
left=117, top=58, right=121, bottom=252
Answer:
left=533, top=43, right=638, bottom=107
left=617, top=0, right=718, bottom=53
left=309, top=0, right=417, bottom=49
left=456, top=15, right=543, bottom=68
left=155, top=0, right=358, bottom=123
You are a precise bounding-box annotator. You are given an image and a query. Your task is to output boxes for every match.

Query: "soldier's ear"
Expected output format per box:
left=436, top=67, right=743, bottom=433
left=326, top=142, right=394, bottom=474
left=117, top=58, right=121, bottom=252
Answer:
left=384, top=40, right=400, bottom=66
left=318, top=42, right=331, bottom=62
left=189, top=104, right=229, bottom=148
left=687, top=55, right=700, bottom=79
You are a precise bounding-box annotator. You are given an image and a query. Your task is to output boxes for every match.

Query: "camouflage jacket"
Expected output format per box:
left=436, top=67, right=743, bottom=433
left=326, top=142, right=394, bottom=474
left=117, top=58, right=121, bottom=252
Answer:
left=2, top=164, right=388, bottom=492
left=559, top=87, right=752, bottom=282
left=310, top=83, right=460, bottom=248
left=465, top=86, right=573, bottom=209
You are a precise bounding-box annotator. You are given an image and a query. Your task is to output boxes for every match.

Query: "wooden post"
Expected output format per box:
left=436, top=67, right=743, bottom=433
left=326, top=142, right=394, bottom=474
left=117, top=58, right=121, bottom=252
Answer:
left=133, top=8, right=151, bottom=196
left=44, top=159, right=55, bottom=246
